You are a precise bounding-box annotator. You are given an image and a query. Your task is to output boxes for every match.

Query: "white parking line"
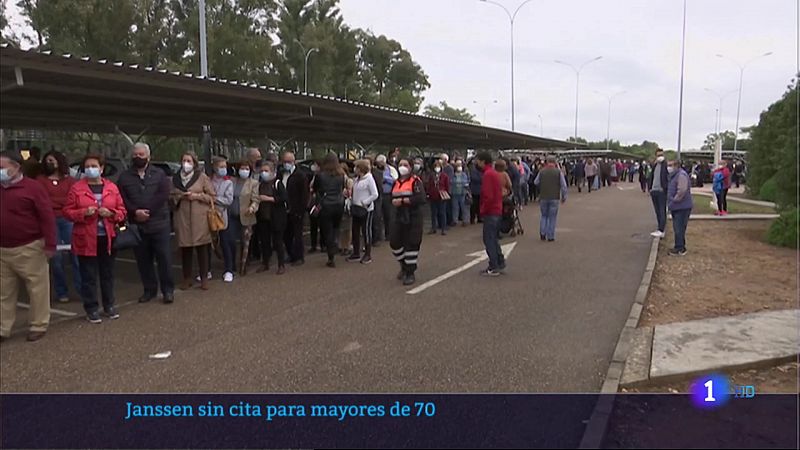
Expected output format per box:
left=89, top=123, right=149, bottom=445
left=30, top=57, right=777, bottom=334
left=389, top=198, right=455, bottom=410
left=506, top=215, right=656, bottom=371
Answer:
left=16, top=302, right=77, bottom=317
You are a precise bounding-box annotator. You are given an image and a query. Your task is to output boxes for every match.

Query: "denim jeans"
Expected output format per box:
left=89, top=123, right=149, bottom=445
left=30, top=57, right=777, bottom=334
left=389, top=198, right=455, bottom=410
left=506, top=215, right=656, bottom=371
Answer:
left=650, top=190, right=667, bottom=232
left=430, top=201, right=448, bottom=232
left=133, top=229, right=175, bottom=297
left=539, top=199, right=560, bottom=240
left=219, top=225, right=236, bottom=273
left=51, top=216, right=81, bottom=299
left=671, top=208, right=691, bottom=251
left=78, top=236, right=115, bottom=314
left=452, top=194, right=468, bottom=223
left=482, top=215, right=505, bottom=270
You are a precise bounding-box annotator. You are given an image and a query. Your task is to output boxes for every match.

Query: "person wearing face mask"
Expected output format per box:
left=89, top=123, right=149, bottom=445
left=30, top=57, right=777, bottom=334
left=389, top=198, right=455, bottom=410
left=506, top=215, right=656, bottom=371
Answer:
left=36, top=150, right=80, bottom=303
left=210, top=157, right=234, bottom=282
left=667, top=158, right=693, bottom=256
left=376, top=154, right=398, bottom=242
left=281, top=152, right=309, bottom=266
left=0, top=150, right=57, bottom=342
left=712, top=161, right=732, bottom=216
left=347, top=160, right=379, bottom=264
left=255, top=161, right=289, bottom=275
left=390, top=158, right=426, bottom=285
left=647, top=149, right=669, bottom=238
left=451, top=160, right=470, bottom=227
left=440, top=153, right=456, bottom=227
left=230, top=160, right=260, bottom=275
left=469, top=158, right=483, bottom=223
left=311, top=154, right=348, bottom=268
left=170, top=151, right=216, bottom=290
left=426, top=161, right=451, bottom=235
left=117, top=142, right=175, bottom=304
left=413, top=158, right=424, bottom=175
left=63, top=154, right=127, bottom=324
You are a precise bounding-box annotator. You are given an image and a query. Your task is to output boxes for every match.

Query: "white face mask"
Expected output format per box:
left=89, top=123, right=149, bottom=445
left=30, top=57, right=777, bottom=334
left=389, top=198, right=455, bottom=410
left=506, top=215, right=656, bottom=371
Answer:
left=398, top=166, right=410, bottom=177
left=182, top=162, right=194, bottom=173
left=656, top=156, right=665, bottom=163
left=456, top=166, right=463, bottom=172
left=667, top=166, right=676, bottom=174
left=434, top=167, right=441, bottom=174
left=238, top=169, right=251, bottom=179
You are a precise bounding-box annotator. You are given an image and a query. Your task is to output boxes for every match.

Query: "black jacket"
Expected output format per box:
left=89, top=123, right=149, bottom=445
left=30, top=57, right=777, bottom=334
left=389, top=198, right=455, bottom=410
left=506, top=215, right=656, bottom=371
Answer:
left=117, top=165, right=172, bottom=234
left=257, top=179, right=288, bottom=231
left=283, top=167, right=311, bottom=215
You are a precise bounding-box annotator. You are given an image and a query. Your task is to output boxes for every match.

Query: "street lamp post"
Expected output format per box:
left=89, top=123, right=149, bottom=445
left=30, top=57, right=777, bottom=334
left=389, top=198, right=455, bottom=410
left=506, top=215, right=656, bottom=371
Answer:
left=303, top=48, right=319, bottom=93
left=479, top=0, right=535, bottom=131
left=473, top=99, right=499, bottom=124
left=704, top=88, right=737, bottom=139
left=595, top=90, right=626, bottom=151
left=554, top=56, right=603, bottom=148
left=716, top=51, right=773, bottom=151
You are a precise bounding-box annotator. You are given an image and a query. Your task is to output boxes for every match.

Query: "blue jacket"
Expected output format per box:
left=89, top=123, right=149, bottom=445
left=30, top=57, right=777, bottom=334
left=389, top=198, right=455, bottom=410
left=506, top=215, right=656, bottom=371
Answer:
left=668, top=169, right=693, bottom=211
left=712, top=171, right=724, bottom=194
left=469, top=166, right=483, bottom=196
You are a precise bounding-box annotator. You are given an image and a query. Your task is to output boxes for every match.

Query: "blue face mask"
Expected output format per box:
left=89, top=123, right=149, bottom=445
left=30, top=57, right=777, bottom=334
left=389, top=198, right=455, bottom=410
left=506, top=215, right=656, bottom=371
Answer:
left=284, top=163, right=295, bottom=173
left=85, top=167, right=101, bottom=179
left=238, top=169, right=251, bottom=179
left=0, top=168, right=10, bottom=182
left=261, top=172, right=275, bottom=182
left=216, top=168, right=227, bottom=177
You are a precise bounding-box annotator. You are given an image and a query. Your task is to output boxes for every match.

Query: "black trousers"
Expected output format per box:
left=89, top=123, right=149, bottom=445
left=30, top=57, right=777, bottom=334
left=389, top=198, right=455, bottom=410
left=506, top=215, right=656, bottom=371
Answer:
left=284, top=212, right=305, bottom=263
left=351, top=211, right=373, bottom=259
left=470, top=194, right=481, bottom=223
left=381, top=196, right=394, bottom=239
left=587, top=175, right=596, bottom=192
left=249, top=224, right=261, bottom=260
left=372, top=195, right=384, bottom=242
left=181, top=244, right=209, bottom=282
left=257, top=220, right=286, bottom=268
left=133, top=229, right=174, bottom=297
left=78, top=236, right=116, bottom=314
left=319, top=208, right=343, bottom=262
left=390, top=213, right=423, bottom=274
left=717, top=189, right=729, bottom=212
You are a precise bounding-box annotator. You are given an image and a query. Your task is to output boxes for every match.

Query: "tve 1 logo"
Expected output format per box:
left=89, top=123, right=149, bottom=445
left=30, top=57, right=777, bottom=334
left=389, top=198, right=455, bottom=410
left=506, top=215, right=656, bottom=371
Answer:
left=690, top=374, right=757, bottom=409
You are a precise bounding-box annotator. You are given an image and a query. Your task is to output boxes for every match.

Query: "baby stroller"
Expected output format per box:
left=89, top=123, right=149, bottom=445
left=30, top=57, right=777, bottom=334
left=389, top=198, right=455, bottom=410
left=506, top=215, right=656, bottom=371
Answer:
left=500, top=195, right=524, bottom=236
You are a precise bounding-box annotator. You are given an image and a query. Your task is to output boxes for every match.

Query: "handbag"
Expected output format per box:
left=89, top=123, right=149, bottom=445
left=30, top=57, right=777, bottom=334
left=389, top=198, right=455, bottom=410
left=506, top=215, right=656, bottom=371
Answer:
left=351, top=204, right=368, bottom=219
left=208, top=204, right=225, bottom=232
left=112, top=222, right=142, bottom=251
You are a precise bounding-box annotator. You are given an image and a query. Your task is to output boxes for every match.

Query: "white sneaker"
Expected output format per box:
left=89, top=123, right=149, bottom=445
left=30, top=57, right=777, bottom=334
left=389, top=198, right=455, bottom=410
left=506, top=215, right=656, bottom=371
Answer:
left=195, top=272, right=213, bottom=282
left=223, top=272, right=234, bottom=283
left=650, top=230, right=665, bottom=238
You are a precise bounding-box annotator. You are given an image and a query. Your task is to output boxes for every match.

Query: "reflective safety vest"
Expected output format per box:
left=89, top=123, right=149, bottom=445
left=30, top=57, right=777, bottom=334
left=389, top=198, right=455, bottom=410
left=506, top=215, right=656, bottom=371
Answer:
left=392, top=175, right=420, bottom=198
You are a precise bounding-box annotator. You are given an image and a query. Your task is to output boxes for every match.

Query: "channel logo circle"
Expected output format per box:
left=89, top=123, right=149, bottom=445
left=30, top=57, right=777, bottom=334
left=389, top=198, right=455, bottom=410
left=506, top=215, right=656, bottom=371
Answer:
left=690, top=374, right=731, bottom=409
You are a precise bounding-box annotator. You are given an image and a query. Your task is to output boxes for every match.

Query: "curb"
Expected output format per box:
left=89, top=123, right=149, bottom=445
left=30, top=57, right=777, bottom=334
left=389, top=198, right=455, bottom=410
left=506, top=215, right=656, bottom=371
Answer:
left=579, top=235, right=660, bottom=449
left=686, top=214, right=779, bottom=220
left=693, top=191, right=776, bottom=208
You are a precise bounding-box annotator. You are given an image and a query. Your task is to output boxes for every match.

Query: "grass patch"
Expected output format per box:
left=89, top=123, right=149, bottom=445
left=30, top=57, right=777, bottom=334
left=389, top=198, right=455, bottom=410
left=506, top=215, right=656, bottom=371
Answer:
left=702, top=199, right=776, bottom=215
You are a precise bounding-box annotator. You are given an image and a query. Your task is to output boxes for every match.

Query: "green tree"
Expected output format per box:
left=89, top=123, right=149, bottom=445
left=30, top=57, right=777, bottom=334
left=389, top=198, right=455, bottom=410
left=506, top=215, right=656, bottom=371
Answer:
left=747, top=76, right=798, bottom=210
left=356, top=29, right=429, bottom=111
left=423, top=101, right=479, bottom=123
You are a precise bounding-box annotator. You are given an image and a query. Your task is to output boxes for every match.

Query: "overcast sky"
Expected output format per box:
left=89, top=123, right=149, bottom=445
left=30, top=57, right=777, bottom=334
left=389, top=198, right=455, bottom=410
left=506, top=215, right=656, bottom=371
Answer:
left=4, top=1, right=797, bottom=149
left=340, top=0, right=797, bottom=148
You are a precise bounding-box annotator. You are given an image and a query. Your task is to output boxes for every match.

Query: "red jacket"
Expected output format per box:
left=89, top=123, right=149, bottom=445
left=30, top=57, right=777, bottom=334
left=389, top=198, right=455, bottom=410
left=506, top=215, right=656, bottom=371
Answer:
left=63, top=178, right=127, bottom=256
left=0, top=177, right=57, bottom=251
left=480, top=166, right=503, bottom=216
left=425, top=172, right=450, bottom=201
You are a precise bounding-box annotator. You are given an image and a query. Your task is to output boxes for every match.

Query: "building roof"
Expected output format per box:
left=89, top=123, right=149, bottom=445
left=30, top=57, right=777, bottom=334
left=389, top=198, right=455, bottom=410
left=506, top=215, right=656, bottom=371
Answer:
left=0, top=44, right=579, bottom=150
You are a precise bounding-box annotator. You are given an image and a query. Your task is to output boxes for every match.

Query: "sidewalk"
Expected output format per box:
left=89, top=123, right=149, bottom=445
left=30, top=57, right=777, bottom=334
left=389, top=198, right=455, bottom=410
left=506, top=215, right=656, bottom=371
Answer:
left=621, top=309, right=799, bottom=386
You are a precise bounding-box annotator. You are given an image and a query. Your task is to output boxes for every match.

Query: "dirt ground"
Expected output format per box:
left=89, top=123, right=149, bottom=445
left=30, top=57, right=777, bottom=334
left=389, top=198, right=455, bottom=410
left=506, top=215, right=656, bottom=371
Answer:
left=641, top=220, right=797, bottom=327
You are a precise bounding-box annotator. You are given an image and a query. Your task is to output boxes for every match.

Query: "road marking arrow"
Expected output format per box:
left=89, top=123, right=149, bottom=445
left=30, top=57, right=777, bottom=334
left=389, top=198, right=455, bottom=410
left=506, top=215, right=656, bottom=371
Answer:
left=406, top=241, right=517, bottom=295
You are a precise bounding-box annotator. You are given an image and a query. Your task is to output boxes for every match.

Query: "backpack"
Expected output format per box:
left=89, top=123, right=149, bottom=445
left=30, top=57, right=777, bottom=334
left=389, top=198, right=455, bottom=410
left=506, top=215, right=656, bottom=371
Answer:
left=712, top=171, right=724, bottom=194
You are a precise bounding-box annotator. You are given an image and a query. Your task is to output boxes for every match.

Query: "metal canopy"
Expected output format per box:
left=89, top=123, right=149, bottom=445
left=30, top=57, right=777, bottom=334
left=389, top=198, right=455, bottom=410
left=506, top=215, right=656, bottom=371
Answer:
left=0, top=44, right=578, bottom=150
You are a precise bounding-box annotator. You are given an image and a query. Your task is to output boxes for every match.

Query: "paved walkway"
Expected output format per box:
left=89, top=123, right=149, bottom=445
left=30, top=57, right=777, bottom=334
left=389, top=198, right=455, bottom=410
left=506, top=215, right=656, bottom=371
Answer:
left=622, top=309, right=799, bottom=385
left=1, top=185, right=654, bottom=396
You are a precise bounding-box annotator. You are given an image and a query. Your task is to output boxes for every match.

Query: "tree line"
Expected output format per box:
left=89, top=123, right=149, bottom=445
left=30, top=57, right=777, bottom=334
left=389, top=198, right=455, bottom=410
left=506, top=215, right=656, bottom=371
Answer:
left=1, top=0, right=431, bottom=112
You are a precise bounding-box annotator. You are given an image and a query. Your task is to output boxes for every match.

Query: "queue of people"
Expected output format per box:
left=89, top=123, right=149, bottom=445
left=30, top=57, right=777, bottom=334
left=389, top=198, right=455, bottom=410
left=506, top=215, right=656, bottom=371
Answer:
left=2, top=141, right=703, bottom=342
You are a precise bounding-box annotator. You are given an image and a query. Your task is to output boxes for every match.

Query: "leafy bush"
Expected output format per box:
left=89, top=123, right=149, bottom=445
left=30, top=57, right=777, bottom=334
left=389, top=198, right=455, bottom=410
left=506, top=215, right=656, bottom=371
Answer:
left=767, top=208, right=799, bottom=248
left=758, top=175, right=778, bottom=202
